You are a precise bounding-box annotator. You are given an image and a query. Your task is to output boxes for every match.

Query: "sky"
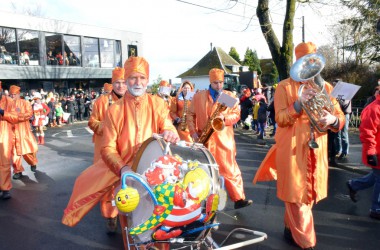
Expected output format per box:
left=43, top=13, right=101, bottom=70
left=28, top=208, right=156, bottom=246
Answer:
left=2, top=0, right=345, bottom=84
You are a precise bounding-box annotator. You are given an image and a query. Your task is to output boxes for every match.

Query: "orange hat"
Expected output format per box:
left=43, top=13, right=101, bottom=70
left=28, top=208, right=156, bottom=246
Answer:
left=9, top=85, right=21, bottom=94
left=159, top=80, right=170, bottom=87
left=295, top=42, right=317, bottom=60
left=103, top=83, right=113, bottom=92
left=124, top=56, right=149, bottom=79
left=112, top=67, right=125, bottom=83
left=209, top=68, right=224, bottom=83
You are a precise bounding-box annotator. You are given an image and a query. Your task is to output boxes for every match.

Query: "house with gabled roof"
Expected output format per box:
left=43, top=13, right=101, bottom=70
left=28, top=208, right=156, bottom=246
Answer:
left=177, top=46, right=248, bottom=91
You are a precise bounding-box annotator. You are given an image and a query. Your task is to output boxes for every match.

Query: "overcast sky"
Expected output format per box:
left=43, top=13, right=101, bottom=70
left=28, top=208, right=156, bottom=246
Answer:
left=2, top=0, right=344, bottom=84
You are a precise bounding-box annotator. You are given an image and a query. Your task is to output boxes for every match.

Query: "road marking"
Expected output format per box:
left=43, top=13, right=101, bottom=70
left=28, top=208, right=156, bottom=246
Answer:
left=67, top=130, right=74, bottom=137
left=85, top=126, right=94, bottom=134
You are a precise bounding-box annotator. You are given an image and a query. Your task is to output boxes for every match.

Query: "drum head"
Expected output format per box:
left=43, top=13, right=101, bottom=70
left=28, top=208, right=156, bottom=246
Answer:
left=120, top=137, right=225, bottom=244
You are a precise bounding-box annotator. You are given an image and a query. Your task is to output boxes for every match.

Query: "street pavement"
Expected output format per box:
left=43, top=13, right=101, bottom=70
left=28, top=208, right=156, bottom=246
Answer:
left=0, top=122, right=379, bottom=250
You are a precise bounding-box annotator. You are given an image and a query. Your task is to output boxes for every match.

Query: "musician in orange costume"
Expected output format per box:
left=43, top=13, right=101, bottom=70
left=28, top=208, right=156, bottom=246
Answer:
left=157, top=80, right=172, bottom=109
left=0, top=82, right=17, bottom=199
left=89, top=69, right=127, bottom=164
left=62, top=57, right=179, bottom=249
left=87, top=68, right=127, bottom=233
left=103, top=82, right=113, bottom=94
left=170, top=80, right=194, bottom=142
left=187, top=68, right=252, bottom=210
left=9, top=85, right=38, bottom=179
left=253, top=42, right=345, bottom=250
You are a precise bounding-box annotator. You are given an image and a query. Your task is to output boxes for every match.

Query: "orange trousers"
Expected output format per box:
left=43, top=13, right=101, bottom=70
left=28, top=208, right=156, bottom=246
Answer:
left=284, top=202, right=316, bottom=249
left=100, top=188, right=119, bottom=218
left=12, top=151, right=38, bottom=173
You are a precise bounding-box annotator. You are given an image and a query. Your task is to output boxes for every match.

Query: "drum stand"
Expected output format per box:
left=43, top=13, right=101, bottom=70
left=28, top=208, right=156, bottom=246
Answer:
left=124, top=227, right=267, bottom=250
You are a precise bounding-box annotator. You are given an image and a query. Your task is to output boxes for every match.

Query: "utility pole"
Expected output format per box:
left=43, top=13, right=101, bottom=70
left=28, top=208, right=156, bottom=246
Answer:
left=302, top=16, right=305, bottom=42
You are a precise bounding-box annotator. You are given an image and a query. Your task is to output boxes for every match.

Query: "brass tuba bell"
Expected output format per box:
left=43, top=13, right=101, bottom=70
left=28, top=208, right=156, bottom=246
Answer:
left=290, top=53, right=335, bottom=133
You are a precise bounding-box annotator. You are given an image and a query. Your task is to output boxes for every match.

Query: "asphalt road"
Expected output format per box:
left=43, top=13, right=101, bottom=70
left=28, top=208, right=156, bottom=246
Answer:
left=0, top=123, right=379, bottom=250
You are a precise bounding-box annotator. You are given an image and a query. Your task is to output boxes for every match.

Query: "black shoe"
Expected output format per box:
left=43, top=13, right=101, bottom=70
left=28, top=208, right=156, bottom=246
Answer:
left=31, top=165, right=37, bottom=172
left=106, top=217, right=118, bottom=234
left=284, top=227, right=294, bottom=243
left=1, top=191, right=11, bottom=200
left=12, top=172, right=22, bottom=180
left=369, top=211, right=380, bottom=220
left=346, top=181, right=357, bottom=202
left=234, top=199, right=253, bottom=209
left=338, top=153, right=347, bottom=160
left=303, top=248, right=314, bottom=250
left=329, top=161, right=339, bottom=167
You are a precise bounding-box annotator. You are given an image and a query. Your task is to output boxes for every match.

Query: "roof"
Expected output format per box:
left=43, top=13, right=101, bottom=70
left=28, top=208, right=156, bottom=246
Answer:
left=177, top=47, right=241, bottom=78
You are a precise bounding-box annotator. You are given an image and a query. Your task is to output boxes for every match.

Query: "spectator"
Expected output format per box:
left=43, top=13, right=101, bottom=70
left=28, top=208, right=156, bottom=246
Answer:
left=55, top=102, right=64, bottom=127
left=239, top=88, right=253, bottom=130
left=257, top=98, right=268, bottom=140
left=346, top=86, right=380, bottom=220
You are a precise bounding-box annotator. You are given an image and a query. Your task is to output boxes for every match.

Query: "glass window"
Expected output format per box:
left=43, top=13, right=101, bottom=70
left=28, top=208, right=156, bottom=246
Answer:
left=115, top=40, right=122, bottom=67
left=84, top=37, right=99, bottom=68
left=46, top=33, right=63, bottom=66
left=17, top=29, right=39, bottom=66
left=100, top=39, right=114, bottom=68
left=64, top=35, right=81, bottom=66
left=0, top=27, right=17, bottom=65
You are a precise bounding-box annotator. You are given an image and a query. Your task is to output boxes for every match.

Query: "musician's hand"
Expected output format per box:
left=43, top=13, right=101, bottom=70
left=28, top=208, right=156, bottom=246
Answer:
left=191, top=133, right=199, bottom=142
left=162, top=130, right=180, bottom=143
left=319, top=110, right=337, bottom=127
left=300, top=86, right=317, bottom=102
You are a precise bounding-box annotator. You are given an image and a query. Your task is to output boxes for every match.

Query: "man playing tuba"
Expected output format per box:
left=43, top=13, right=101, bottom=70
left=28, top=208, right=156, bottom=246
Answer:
left=253, top=42, right=345, bottom=250
left=187, top=68, right=252, bottom=210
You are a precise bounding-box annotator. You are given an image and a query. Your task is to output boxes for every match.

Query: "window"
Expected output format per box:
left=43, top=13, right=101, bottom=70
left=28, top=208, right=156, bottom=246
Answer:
left=84, top=37, right=99, bottom=68
left=64, top=35, right=81, bottom=66
left=46, top=33, right=63, bottom=66
left=100, top=38, right=114, bottom=68
left=115, top=40, right=122, bottom=67
left=18, top=29, right=39, bottom=66
left=0, top=27, right=17, bottom=65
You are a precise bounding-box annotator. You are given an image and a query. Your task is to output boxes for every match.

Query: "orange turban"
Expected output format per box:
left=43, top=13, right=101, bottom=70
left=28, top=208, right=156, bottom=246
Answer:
left=124, top=56, right=149, bottom=79
left=103, top=83, right=113, bottom=92
left=9, top=85, right=21, bottom=94
left=295, top=42, right=317, bottom=60
left=159, top=80, right=170, bottom=87
left=112, top=67, right=125, bottom=83
left=209, top=68, right=224, bottom=83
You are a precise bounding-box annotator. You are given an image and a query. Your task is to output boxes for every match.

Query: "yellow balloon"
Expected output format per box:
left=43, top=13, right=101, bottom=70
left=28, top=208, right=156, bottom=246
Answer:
left=115, top=187, right=140, bottom=213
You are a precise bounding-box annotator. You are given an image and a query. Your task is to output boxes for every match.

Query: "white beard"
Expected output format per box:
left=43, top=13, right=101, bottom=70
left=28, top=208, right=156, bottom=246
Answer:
left=128, top=85, right=147, bottom=97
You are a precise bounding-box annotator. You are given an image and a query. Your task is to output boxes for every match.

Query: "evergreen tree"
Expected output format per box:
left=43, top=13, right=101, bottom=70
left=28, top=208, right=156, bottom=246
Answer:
left=243, top=48, right=262, bottom=75
left=268, top=61, right=279, bottom=84
left=339, top=0, right=380, bottom=64
left=228, top=47, right=241, bottom=64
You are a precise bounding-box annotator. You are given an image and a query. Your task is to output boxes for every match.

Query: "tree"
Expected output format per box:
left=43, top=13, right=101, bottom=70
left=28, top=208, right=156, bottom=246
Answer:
left=268, top=61, right=279, bottom=84
left=257, top=0, right=296, bottom=80
left=228, top=47, right=241, bottom=64
left=243, top=48, right=262, bottom=75
left=339, top=0, right=380, bottom=64
left=150, top=75, right=163, bottom=94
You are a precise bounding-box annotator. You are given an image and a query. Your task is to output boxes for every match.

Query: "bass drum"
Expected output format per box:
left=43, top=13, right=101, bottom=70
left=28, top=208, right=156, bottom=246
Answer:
left=121, top=137, right=226, bottom=245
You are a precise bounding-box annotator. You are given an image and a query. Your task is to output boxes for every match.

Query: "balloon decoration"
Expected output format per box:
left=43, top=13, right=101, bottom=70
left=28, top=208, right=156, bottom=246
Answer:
left=115, top=154, right=224, bottom=242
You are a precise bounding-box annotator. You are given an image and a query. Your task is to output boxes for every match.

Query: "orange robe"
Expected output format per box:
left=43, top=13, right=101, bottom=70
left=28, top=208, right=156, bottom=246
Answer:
left=170, top=97, right=193, bottom=142
left=88, top=92, right=120, bottom=163
left=187, top=90, right=245, bottom=202
left=253, top=78, right=345, bottom=204
left=62, top=92, right=177, bottom=227
left=10, top=98, right=38, bottom=171
left=0, top=95, right=16, bottom=190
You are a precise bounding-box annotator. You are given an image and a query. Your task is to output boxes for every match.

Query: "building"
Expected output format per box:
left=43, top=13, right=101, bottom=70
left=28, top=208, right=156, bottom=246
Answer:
left=177, top=46, right=247, bottom=91
left=0, top=11, right=142, bottom=94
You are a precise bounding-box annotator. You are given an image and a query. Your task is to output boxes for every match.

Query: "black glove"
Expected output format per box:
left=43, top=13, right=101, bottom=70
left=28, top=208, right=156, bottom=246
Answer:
left=173, top=117, right=181, bottom=126
left=0, top=108, right=4, bottom=116
left=367, top=155, right=378, bottom=167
